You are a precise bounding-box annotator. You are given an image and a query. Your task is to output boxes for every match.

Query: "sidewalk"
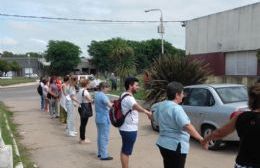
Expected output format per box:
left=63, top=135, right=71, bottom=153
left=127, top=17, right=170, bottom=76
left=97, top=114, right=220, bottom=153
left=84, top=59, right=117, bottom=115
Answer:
left=0, top=81, right=38, bottom=89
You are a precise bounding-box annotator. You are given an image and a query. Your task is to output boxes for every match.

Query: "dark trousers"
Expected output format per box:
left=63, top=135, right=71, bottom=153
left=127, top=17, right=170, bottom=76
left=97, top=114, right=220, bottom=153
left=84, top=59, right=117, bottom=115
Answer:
left=158, top=144, right=187, bottom=168
left=79, top=117, right=89, bottom=140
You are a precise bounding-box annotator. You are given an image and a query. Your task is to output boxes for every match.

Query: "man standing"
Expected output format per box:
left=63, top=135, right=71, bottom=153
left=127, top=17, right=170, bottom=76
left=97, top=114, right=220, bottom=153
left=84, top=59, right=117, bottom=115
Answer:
left=119, top=77, right=152, bottom=168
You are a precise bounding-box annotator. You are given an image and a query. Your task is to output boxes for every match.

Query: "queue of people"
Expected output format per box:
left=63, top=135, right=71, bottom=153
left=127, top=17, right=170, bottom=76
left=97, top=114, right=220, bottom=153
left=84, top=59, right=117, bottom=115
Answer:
left=37, top=76, right=260, bottom=168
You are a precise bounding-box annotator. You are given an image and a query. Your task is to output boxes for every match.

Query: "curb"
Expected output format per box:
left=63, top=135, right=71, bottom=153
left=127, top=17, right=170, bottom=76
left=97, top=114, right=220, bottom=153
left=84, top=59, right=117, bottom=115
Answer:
left=0, top=82, right=38, bottom=89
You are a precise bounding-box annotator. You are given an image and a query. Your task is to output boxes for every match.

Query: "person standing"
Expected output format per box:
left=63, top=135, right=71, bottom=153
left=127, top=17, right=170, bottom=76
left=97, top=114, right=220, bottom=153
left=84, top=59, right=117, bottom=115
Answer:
left=60, top=75, right=69, bottom=123
left=43, top=78, right=50, bottom=113
left=119, top=77, right=152, bottom=168
left=49, top=76, right=59, bottom=118
left=65, top=76, right=80, bottom=137
left=202, top=83, right=260, bottom=168
left=39, top=77, right=45, bottom=111
left=78, top=79, right=93, bottom=144
left=95, top=82, right=113, bottom=160
left=152, top=81, right=204, bottom=168
left=110, top=73, right=117, bottom=91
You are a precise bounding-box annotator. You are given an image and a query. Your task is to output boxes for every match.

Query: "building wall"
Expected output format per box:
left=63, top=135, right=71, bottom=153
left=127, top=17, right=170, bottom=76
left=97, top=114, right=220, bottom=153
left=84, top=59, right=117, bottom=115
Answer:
left=1, top=57, right=42, bottom=76
left=186, top=2, right=260, bottom=55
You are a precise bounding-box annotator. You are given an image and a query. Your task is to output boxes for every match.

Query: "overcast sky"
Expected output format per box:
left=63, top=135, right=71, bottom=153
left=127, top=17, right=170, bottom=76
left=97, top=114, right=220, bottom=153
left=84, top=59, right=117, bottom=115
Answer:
left=0, top=0, right=259, bottom=56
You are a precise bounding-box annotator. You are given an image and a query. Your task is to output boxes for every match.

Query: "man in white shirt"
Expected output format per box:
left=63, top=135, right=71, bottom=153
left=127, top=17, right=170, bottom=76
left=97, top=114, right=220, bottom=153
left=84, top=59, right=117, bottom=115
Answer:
left=119, top=77, right=152, bottom=168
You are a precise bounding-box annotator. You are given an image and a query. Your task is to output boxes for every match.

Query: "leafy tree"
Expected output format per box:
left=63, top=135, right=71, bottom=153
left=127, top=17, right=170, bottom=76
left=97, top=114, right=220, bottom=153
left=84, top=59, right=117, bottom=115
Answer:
left=145, top=54, right=211, bottom=104
left=0, top=60, right=11, bottom=75
left=2, top=51, right=14, bottom=57
left=45, top=40, right=81, bottom=76
left=26, top=52, right=43, bottom=58
left=10, top=61, right=21, bottom=72
left=88, top=40, right=114, bottom=73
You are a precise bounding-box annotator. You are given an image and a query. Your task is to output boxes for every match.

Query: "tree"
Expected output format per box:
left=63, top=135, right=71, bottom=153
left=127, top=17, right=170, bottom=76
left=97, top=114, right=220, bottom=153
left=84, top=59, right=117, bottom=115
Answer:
left=109, top=38, right=136, bottom=88
left=45, top=40, right=81, bottom=76
left=2, top=51, right=14, bottom=57
left=0, top=60, right=11, bottom=76
left=88, top=40, right=114, bottom=73
left=145, top=54, right=211, bottom=104
left=10, top=61, right=21, bottom=72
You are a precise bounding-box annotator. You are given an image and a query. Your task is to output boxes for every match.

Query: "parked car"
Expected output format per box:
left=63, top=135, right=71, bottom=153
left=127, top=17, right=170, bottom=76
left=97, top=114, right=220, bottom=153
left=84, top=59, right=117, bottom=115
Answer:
left=151, top=84, right=249, bottom=150
left=24, top=73, right=38, bottom=78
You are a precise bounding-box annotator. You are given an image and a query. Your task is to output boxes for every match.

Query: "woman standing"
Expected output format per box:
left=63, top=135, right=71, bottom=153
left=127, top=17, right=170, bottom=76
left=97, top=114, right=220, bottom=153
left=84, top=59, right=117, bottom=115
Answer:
left=65, top=76, right=80, bottom=137
left=152, top=81, right=204, bottom=168
left=95, top=82, right=113, bottom=160
left=78, top=79, right=93, bottom=144
left=202, top=84, right=260, bottom=168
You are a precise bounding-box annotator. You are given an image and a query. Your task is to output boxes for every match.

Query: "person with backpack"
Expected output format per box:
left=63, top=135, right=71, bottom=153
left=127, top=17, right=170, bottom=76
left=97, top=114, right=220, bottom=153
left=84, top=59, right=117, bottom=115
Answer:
left=38, top=77, right=45, bottom=111
left=95, top=82, right=113, bottom=160
left=119, top=77, right=152, bottom=168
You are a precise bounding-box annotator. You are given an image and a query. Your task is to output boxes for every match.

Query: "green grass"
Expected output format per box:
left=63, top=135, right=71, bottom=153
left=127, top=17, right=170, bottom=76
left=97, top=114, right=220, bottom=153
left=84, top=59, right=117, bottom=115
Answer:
left=0, top=77, right=36, bottom=86
left=109, top=89, right=145, bottom=100
left=108, top=74, right=146, bottom=100
left=0, top=102, right=34, bottom=167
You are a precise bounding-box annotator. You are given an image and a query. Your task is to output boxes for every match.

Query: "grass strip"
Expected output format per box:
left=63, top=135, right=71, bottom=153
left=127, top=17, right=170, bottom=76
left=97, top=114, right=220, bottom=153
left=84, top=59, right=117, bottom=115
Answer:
left=0, top=102, right=34, bottom=167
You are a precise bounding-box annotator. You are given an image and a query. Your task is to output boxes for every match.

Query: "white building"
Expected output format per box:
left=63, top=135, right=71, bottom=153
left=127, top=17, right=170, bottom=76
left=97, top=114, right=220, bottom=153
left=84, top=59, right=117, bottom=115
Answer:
left=185, top=2, right=260, bottom=76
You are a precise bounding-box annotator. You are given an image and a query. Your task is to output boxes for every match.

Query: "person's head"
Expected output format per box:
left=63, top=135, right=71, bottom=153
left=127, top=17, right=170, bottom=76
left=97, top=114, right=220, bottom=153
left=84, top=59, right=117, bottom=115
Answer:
left=124, top=77, right=139, bottom=94
left=50, top=76, right=57, bottom=84
left=42, top=78, right=47, bottom=85
left=248, top=83, right=260, bottom=111
left=80, top=79, right=90, bottom=88
left=63, top=75, right=70, bottom=83
left=70, top=75, right=78, bottom=86
left=166, top=81, right=184, bottom=104
left=98, top=82, right=110, bottom=92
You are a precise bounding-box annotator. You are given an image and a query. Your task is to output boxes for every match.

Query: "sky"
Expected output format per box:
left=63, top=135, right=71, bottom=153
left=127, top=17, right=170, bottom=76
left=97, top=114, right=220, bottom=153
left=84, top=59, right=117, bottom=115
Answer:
left=0, top=0, right=259, bottom=56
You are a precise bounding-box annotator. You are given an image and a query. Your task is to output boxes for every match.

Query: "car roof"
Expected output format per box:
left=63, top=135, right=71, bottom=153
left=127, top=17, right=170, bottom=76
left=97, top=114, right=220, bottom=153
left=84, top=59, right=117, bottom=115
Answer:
left=185, top=83, right=245, bottom=89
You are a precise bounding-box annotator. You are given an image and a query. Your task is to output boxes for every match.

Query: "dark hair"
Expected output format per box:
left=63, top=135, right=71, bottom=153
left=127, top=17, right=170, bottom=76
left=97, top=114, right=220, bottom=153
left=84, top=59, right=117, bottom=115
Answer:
left=248, top=83, right=260, bottom=110
left=98, top=82, right=110, bottom=90
left=63, top=75, right=70, bottom=82
left=166, top=81, right=183, bottom=100
left=42, top=78, right=47, bottom=85
left=124, top=77, right=139, bottom=90
left=50, top=76, right=57, bottom=84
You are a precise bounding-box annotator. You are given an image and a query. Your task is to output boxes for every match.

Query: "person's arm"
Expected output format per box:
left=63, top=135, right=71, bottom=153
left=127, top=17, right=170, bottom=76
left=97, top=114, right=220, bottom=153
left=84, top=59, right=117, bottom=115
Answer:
left=203, top=116, right=238, bottom=142
left=184, top=124, right=203, bottom=142
left=84, top=90, right=93, bottom=102
left=201, top=116, right=239, bottom=149
left=133, top=103, right=152, bottom=119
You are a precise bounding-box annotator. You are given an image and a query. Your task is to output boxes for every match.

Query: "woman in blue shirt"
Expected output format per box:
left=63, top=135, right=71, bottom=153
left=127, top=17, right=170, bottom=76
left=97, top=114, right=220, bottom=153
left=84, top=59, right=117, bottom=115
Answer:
left=152, top=81, right=204, bottom=168
left=95, top=82, right=113, bottom=160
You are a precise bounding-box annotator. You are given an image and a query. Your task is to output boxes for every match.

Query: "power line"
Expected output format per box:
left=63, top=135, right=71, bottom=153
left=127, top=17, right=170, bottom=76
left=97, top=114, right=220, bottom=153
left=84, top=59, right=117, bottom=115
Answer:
left=0, top=13, right=185, bottom=24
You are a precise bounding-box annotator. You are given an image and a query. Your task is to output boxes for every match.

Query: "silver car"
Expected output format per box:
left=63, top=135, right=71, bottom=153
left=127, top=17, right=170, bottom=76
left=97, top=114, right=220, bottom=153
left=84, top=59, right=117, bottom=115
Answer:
left=151, top=84, right=248, bottom=150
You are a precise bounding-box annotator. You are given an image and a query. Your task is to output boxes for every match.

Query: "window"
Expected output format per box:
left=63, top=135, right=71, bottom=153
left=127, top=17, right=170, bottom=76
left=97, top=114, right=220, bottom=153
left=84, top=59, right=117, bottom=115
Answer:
left=184, top=88, right=214, bottom=106
left=215, top=86, right=248, bottom=104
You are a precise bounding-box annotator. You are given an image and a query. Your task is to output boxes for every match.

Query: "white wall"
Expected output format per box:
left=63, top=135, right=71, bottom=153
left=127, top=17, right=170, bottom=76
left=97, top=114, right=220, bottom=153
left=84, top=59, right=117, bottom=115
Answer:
left=186, top=2, right=260, bottom=55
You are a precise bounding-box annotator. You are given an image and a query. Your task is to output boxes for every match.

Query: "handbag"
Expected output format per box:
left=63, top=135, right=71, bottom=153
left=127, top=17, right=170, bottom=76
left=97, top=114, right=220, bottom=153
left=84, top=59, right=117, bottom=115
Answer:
left=78, top=89, right=93, bottom=118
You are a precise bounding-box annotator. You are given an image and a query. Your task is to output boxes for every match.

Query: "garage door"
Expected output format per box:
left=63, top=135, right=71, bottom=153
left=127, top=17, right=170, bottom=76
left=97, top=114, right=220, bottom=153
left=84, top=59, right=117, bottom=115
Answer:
left=225, top=51, right=257, bottom=75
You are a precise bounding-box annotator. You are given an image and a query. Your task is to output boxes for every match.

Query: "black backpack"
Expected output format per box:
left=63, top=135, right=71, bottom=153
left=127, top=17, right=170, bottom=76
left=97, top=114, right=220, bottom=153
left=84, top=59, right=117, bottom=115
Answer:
left=37, top=84, right=43, bottom=96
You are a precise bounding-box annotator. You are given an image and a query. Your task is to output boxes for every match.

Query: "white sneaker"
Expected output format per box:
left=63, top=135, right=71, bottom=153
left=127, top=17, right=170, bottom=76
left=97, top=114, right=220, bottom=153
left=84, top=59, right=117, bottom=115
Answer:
left=67, top=131, right=76, bottom=137
left=73, top=131, right=78, bottom=134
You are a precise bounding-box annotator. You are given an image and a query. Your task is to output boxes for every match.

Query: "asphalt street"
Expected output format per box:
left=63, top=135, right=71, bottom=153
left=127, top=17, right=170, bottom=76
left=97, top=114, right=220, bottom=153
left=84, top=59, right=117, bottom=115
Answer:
left=0, top=85, right=238, bottom=168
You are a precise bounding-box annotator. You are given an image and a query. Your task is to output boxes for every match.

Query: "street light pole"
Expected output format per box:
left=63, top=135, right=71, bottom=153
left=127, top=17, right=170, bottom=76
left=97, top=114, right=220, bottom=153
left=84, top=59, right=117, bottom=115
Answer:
left=145, top=8, right=164, bottom=55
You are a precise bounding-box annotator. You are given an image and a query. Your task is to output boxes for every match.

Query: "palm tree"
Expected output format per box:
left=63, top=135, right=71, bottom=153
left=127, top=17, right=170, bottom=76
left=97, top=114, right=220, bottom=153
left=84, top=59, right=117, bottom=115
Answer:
left=145, top=54, right=211, bottom=104
left=110, top=38, right=136, bottom=89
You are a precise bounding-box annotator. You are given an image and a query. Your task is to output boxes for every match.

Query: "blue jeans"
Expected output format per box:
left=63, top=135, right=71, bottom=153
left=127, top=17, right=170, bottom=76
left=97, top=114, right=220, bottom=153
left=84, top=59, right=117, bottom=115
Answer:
left=96, top=123, right=110, bottom=158
left=40, top=95, right=44, bottom=111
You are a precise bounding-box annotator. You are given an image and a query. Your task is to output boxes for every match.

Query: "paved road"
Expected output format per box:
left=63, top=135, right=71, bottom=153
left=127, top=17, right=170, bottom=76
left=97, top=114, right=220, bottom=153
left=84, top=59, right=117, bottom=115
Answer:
left=0, top=85, right=238, bottom=168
